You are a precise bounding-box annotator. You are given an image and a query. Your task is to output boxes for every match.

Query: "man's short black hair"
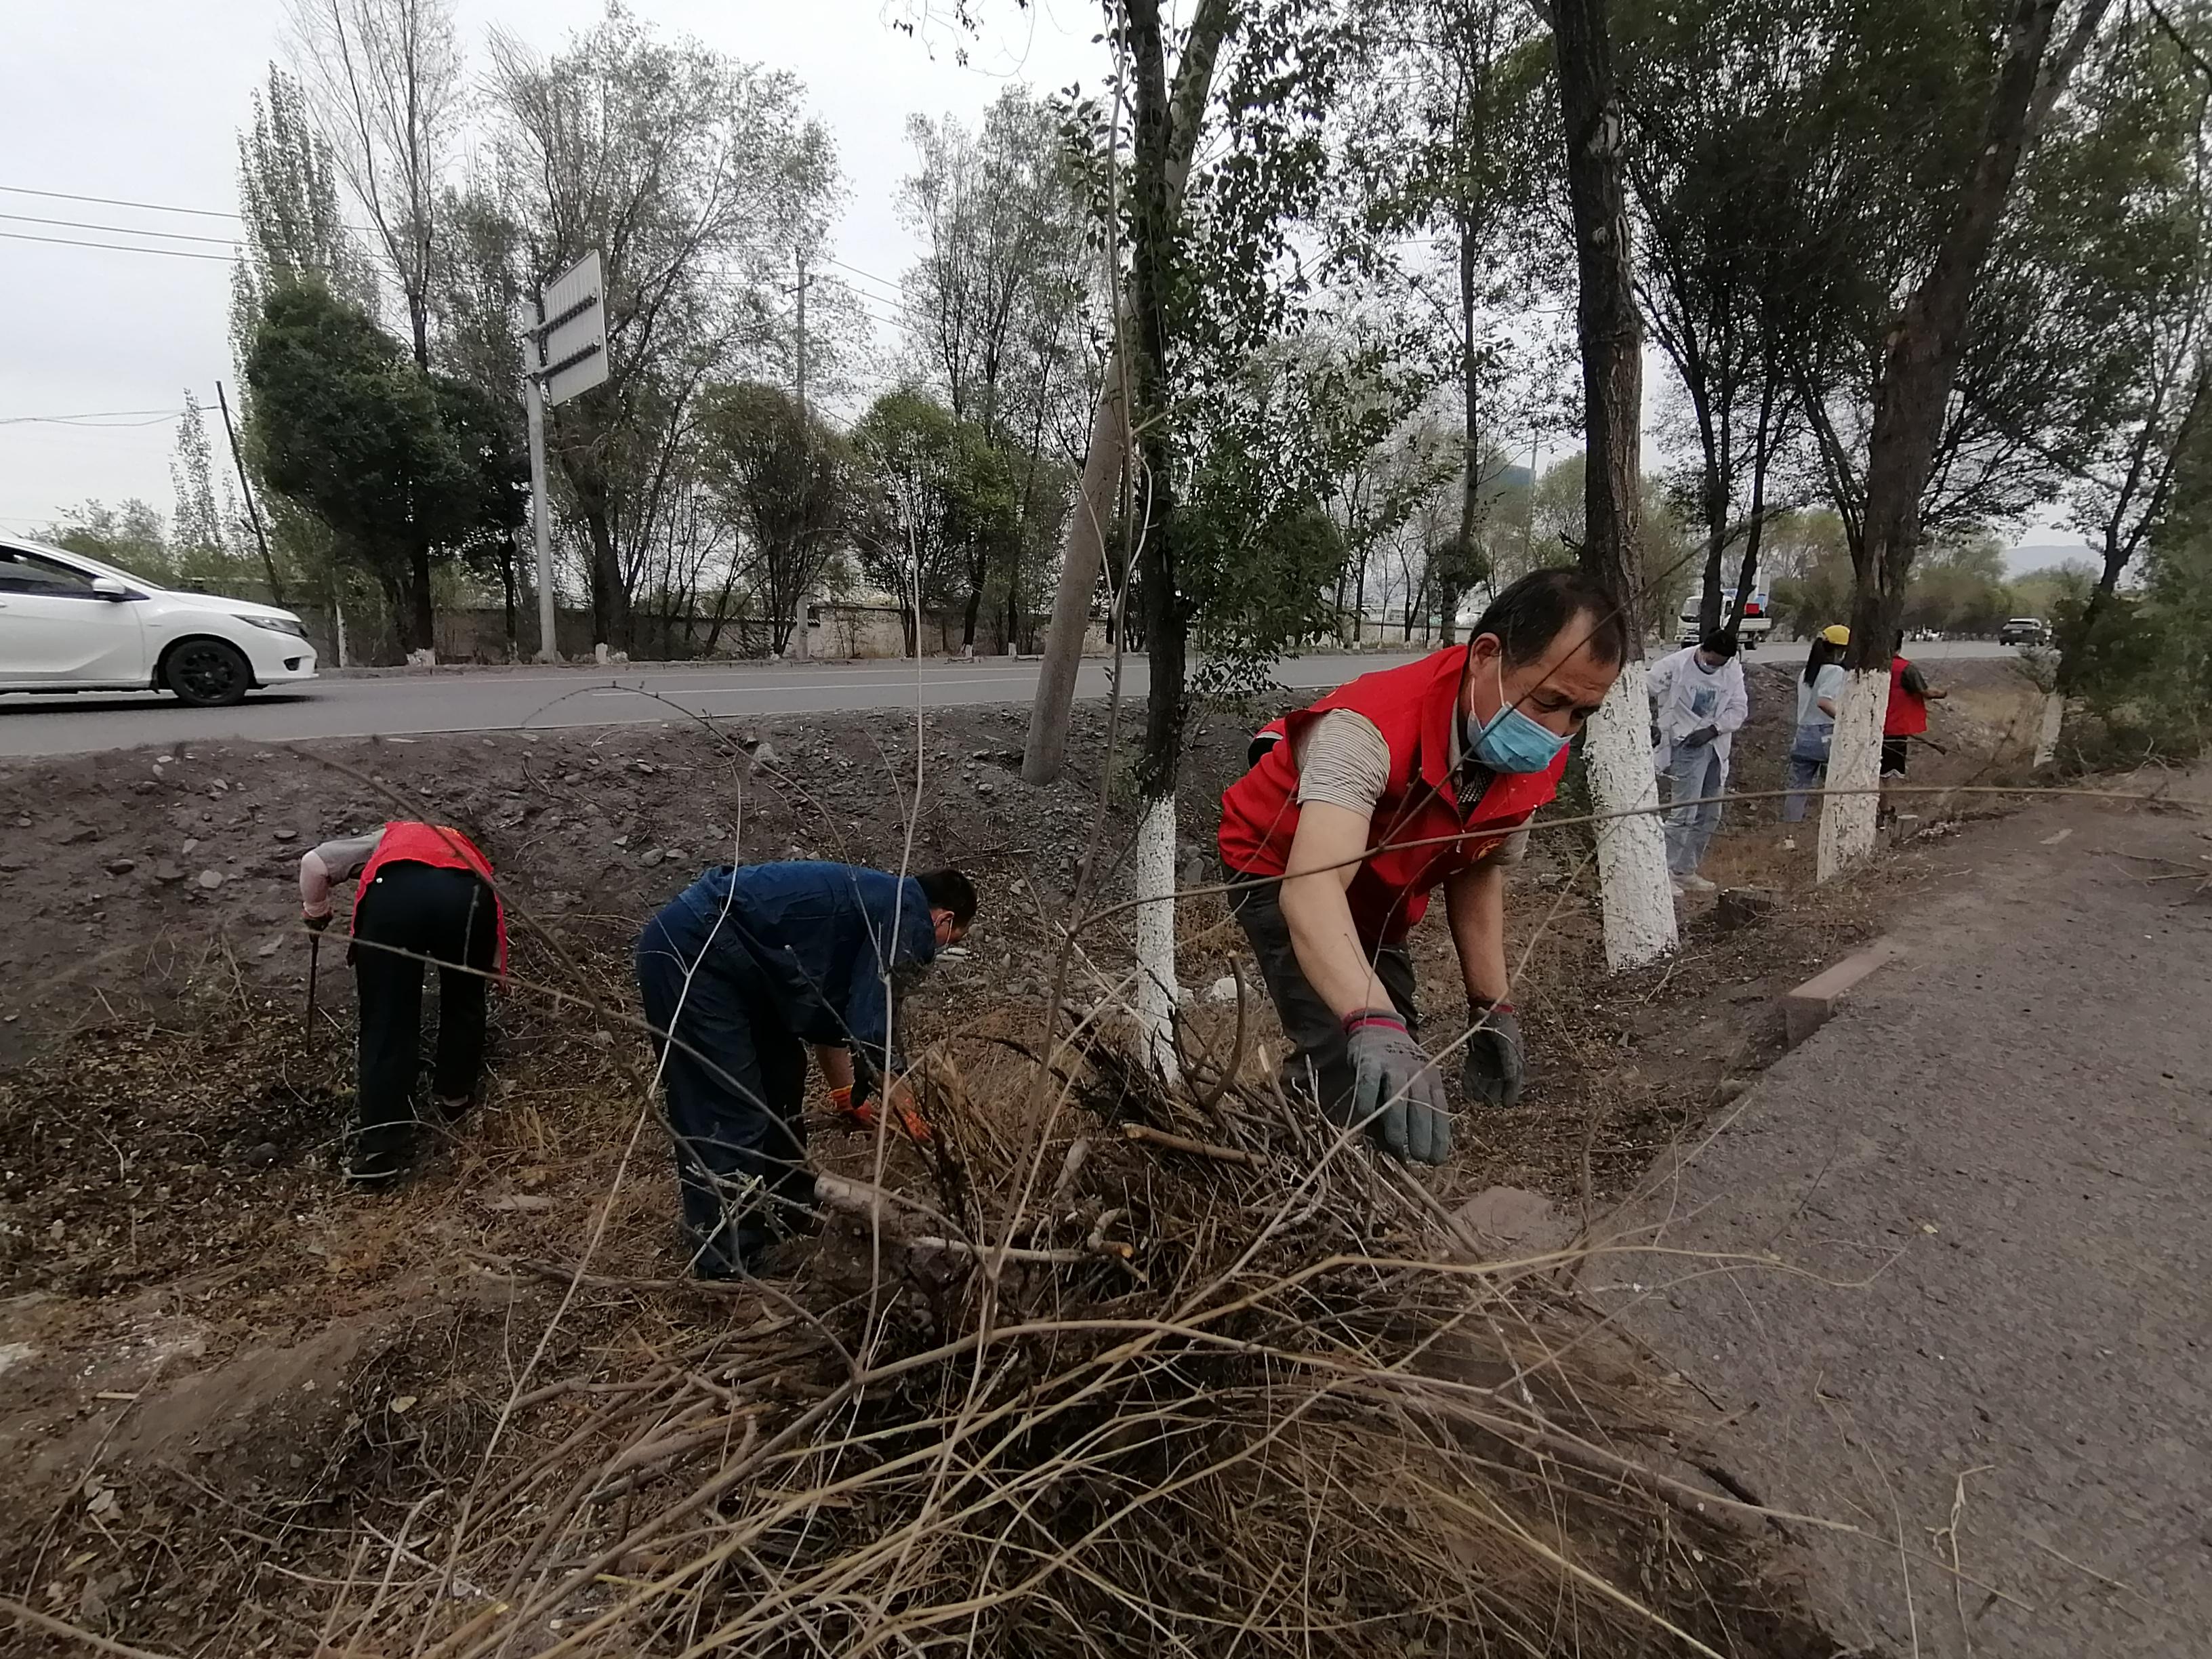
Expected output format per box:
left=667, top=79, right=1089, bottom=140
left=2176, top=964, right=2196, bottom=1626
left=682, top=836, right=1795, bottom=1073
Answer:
left=917, top=867, right=979, bottom=925
left=1698, top=629, right=1740, bottom=658
left=1467, top=567, right=1629, bottom=669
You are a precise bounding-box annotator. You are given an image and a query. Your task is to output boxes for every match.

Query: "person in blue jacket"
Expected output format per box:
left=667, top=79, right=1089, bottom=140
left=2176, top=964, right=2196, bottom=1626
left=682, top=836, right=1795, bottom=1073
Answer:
left=635, top=861, right=978, bottom=1277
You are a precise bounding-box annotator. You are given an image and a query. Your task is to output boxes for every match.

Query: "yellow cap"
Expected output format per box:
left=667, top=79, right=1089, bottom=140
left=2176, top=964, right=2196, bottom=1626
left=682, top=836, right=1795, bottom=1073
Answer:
left=1820, top=624, right=1850, bottom=647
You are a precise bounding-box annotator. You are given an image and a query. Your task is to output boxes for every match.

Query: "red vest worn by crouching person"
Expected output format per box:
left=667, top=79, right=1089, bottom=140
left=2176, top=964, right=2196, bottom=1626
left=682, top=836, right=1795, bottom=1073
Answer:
left=1884, top=656, right=1928, bottom=737
left=1218, top=646, right=1569, bottom=948
left=352, top=820, right=508, bottom=972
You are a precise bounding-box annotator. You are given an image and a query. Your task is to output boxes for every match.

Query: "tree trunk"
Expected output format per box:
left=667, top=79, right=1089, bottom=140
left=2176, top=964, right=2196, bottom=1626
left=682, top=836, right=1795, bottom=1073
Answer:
left=1450, top=209, right=1481, bottom=651
left=1553, top=0, right=1677, bottom=972
left=1020, top=0, right=1237, bottom=785
left=1022, top=356, right=1126, bottom=781
left=1126, top=0, right=1185, bottom=1072
left=581, top=508, right=629, bottom=655
left=409, top=535, right=436, bottom=658
left=1824, top=0, right=2106, bottom=880
left=962, top=579, right=983, bottom=651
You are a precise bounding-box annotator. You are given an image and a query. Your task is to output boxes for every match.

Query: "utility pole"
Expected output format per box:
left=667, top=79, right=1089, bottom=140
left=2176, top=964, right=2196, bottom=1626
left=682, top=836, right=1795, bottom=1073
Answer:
left=791, top=249, right=813, bottom=661
left=525, top=293, right=559, bottom=663
left=213, top=382, right=283, bottom=608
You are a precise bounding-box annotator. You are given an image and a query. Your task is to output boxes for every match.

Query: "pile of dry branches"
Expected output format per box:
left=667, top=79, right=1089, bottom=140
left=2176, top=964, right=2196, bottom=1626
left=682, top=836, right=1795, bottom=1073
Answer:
left=367, top=1032, right=1811, bottom=1659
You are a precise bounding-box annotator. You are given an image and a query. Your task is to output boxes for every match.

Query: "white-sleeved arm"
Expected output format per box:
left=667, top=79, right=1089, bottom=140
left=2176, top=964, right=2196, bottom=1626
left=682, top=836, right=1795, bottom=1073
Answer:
left=300, top=828, right=384, bottom=918
left=1718, top=661, right=1750, bottom=734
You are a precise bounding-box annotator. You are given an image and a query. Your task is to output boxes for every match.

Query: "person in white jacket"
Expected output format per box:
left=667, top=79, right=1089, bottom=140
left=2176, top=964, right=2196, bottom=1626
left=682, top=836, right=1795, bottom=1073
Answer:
left=1648, top=630, right=1749, bottom=891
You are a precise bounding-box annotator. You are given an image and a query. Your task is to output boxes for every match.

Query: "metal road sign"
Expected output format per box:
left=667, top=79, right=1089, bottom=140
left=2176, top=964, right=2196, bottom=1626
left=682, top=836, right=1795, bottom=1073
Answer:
left=535, top=250, right=608, bottom=407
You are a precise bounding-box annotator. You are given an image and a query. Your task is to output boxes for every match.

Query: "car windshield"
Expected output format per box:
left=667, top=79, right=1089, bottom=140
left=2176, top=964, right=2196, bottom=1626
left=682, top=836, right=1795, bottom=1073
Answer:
left=19, top=539, right=166, bottom=590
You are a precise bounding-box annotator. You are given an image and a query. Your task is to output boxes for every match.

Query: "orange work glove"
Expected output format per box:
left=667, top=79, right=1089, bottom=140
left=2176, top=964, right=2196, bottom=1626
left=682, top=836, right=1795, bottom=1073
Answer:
left=827, top=1082, right=931, bottom=1143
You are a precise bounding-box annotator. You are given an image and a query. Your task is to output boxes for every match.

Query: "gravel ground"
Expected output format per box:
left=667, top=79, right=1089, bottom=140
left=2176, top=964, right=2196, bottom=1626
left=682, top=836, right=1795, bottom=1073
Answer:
left=1609, top=781, right=2212, bottom=1657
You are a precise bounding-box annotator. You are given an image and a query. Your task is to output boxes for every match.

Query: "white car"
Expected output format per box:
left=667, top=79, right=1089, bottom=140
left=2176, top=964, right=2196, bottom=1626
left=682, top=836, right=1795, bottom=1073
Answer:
left=0, top=538, right=317, bottom=706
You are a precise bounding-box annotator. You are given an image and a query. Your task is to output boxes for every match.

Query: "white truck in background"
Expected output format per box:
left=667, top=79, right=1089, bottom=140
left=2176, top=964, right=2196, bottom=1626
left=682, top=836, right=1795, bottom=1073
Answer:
left=1677, top=589, right=1774, bottom=649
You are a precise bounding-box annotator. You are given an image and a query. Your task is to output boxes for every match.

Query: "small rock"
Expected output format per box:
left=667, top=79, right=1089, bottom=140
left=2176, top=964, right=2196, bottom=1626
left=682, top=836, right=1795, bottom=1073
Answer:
left=752, top=741, right=781, bottom=768
left=0, top=856, right=29, bottom=874
left=197, top=869, right=225, bottom=890
left=182, top=838, right=199, bottom=856
left=635, top=761, right=657, bottom=775
left=1715, top=886, right=1776, bottom=932
left=153, top=861, right=185, bottom=884
left=58, top=824, right=100, bottom=845
left=255, top=939, right=281, bottom=959
left=590, top=1029, right=615, bottom=1047
left=640, top=849, right=665, bottom=868
left=1453, top=1186, right=1574, bottom=1253
left=104, top=857, right=137, bottom=876
left=246, top=1141, right=280, bottom=1167
left=273, top=827, right=298, bottom=842
left=1205, top=974, right=1239, bottom=1004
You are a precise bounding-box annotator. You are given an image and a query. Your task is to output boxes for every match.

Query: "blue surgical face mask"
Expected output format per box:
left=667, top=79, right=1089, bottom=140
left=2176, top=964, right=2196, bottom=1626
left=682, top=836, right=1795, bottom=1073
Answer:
left=1466, top=655, right=1570, bottom=774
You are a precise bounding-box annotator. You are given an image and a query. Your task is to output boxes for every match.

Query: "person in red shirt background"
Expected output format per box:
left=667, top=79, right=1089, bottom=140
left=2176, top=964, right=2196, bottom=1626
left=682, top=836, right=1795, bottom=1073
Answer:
left=1882, top=634, right=1949, bottom=808
left=1218, top=569, right=1626, bottom=1166
left=300, top=820, right=504, bottom=1186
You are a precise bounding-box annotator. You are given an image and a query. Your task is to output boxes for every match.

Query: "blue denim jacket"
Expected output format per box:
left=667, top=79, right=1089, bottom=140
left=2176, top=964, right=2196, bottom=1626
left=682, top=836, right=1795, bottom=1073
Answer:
left=668, top=861, right=939, bottom=1061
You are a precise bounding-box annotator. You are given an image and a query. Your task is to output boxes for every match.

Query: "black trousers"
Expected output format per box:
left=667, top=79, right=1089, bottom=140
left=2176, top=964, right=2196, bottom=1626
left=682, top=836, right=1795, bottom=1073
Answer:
left=352, top=863, right=498, bottom=1153
left=1225, top=872, right=1419, bottom=1130
left=635, top=903, right=813, bottom=1275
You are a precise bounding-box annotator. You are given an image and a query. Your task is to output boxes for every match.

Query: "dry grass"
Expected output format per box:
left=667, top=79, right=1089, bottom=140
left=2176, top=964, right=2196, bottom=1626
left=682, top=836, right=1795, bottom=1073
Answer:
left=264, top=1017, right=1823, bottom=1659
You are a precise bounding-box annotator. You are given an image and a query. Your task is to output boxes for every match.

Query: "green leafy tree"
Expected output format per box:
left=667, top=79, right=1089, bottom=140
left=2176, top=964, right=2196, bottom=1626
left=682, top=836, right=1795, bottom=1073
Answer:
left=430, top=372, right=532, bottom=651
left=901, top=89, right=1099, bottom=651
left=697, top=381, right=855, bottom=655
left=245, top=282, right=481, bottom=655
left=485, top=7, right=838, bottom=653
left=851, top=389, right=1016, bottom=656
left=41, top=501, right=173, bottom=585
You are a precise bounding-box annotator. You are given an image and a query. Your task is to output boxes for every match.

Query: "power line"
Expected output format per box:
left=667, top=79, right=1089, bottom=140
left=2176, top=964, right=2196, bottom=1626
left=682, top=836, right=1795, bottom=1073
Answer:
left=0, top=408, right=188, bottom=426
left=0, top=183, right=251, bottom=222
left=0, top=228, right=239, bottom=264
left=0, top=211, right=245, bottom=247
left=825, top=255, right=905, bottom=294
left=1, top=179, right=916, bottom=294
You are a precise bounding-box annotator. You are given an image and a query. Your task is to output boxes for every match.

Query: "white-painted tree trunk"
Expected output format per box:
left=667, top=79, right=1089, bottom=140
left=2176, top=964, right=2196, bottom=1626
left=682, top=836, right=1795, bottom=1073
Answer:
left=1130, top=791, right=1183, bottom=1082
left=1816, top=669, right=1889, bottom=882
left=2033, top=689, right=2064, bottom=767
left=1586, top=663, right=1677, bottom=972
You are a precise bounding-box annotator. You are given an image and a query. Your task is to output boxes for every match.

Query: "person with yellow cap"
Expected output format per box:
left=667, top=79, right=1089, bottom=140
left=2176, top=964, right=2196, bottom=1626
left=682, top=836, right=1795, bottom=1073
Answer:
left=1782, top=625, right=1850, bottom=822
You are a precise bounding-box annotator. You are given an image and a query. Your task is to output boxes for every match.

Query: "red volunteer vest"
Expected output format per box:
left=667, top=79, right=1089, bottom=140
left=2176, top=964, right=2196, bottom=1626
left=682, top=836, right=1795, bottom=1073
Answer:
left=1218, top=646, right=1569, bottom=947
left=352, top=820, right=508, bottom=973
left=1883, top=656, right=1927, bottom=737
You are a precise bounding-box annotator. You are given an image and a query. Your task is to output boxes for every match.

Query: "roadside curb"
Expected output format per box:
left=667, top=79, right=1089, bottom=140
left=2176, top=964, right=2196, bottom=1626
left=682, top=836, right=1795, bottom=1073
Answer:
left=1780, top=939, right=1904, bottom=1048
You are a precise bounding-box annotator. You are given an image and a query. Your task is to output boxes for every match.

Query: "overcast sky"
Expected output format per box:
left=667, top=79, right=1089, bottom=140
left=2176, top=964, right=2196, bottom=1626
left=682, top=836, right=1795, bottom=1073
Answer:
left=0, top=0, right=1100, bottom=537
left=1, top=0, right=2085, bottom=571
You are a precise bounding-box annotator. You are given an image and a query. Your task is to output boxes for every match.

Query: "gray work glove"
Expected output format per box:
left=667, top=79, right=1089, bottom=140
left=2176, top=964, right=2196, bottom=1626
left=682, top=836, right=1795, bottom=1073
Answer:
left=1679, top=724, right=1719, bottom=749
left=1342, top=1010, right=1452, bottom=1165
left=1461, top=1002, right=1526, bottom=1109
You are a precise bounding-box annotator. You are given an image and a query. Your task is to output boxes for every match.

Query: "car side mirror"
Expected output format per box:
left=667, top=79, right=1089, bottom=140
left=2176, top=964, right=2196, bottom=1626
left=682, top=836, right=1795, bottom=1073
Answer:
left=90, top=577, right=134, bottom=601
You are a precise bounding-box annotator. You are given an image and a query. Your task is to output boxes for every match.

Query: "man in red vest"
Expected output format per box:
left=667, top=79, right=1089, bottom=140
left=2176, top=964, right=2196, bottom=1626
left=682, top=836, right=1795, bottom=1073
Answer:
left=1882, top=638, right=1948, bottom=781
left=300, top=821, right=504, bottom=1187
left=1218, top=569, right=1628, bottom=1164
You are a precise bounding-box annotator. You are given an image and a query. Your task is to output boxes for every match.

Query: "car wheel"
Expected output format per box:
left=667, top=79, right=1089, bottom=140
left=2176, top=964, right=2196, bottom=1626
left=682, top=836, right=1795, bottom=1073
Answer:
left=164, top=638, right=253, bottom=708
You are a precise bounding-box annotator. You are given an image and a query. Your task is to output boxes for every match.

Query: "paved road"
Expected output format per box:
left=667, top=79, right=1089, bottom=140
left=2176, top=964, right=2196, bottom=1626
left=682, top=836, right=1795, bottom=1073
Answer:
left=1610, top=788, right=2212, bottom=1657
left=0, top=640, right=2021, bottom=760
